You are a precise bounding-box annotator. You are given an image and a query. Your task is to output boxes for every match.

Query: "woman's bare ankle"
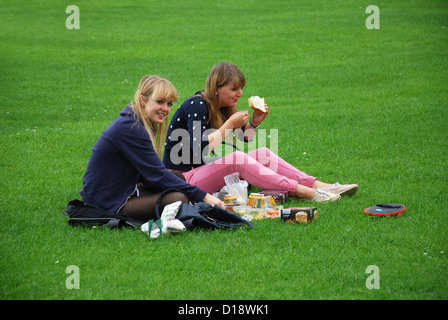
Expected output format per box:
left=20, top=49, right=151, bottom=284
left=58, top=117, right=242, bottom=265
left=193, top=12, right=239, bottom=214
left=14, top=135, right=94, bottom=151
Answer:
left=312, top=180, right=333, bottom=190
left=295, top=184, right=315, bottom=201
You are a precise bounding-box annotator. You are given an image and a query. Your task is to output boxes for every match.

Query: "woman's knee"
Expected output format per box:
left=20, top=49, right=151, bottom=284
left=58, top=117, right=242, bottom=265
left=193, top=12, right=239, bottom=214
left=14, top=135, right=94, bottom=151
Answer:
left=233, top=150, right=247, bottom=162
left=162, top=192, right=189, bottom=205
left=251, top=147, right=271, bottom=158
left=218, top=151, right=248, bottom=166
left=257, top=147, right=270, bottom=153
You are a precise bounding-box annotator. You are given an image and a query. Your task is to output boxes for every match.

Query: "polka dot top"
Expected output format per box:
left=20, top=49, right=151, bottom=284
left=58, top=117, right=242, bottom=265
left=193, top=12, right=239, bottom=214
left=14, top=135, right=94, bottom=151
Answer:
left=163, top=91, right=212, bottom=171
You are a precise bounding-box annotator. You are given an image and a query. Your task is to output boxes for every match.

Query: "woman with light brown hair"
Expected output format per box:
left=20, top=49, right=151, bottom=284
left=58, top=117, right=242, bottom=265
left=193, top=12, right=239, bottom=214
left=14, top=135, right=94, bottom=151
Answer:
left=80, top=75, right=224, bottom=222
left=163, top=62, right=358, bottom=202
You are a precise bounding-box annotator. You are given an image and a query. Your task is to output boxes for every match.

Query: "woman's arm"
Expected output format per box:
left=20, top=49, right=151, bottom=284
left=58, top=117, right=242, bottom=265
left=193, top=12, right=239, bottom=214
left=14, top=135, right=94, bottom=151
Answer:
left=203, top=193, right=225, bottom=208
left=115, top=121, right=209, bottom=204
left=243, top=105, right=269, bottom=141
left=206, top=110, right=250, bottom=153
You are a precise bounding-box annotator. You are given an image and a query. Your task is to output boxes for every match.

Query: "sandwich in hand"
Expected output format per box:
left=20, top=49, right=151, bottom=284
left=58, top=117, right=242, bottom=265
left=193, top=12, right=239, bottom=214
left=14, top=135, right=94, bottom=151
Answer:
left=248, top=96, right=267, bottom=113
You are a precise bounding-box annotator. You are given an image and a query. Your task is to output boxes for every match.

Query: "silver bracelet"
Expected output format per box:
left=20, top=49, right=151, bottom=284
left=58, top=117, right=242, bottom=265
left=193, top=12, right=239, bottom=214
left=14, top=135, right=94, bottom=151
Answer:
left=249, top=118, right=260, bottom=130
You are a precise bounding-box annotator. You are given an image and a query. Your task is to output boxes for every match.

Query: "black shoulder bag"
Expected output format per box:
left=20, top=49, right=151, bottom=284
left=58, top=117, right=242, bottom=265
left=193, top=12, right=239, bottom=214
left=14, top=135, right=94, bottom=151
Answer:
left=63, top=199, right=143, bottom=229
left=155, top=188, right=253, bottom=231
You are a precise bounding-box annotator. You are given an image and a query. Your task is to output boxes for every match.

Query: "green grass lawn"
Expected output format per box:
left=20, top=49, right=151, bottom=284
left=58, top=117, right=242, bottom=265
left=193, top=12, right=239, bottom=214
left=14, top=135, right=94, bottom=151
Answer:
left=1, top=0, right=447, bottom=300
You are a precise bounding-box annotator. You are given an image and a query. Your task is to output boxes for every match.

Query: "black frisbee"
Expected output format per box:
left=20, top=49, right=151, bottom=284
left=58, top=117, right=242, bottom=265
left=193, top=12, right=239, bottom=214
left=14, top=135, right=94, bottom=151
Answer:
left=364, top=203, right=406, bottom=217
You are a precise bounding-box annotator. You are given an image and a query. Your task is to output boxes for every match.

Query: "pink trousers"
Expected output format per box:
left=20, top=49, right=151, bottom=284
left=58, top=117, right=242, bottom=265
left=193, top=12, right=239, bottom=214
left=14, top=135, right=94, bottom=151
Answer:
left=182, top=147, right=316, bottom=196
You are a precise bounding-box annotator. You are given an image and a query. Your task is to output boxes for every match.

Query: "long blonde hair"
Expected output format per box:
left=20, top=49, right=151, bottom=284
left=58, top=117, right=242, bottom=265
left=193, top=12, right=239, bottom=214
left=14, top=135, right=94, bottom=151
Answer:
left=201, top=62, right=246, bottom=129
left=131, top=75, right=178, bottom=158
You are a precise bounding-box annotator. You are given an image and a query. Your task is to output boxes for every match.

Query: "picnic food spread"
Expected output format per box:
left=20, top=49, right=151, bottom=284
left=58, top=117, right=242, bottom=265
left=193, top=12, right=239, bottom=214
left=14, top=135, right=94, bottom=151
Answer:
left=225, top=191, right=318, bottom=225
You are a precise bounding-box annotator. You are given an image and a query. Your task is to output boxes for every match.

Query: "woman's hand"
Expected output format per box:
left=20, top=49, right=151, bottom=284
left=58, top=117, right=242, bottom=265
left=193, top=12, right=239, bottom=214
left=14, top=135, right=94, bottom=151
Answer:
left=251, top=104, right=269, bottom=126
left=227, top=110, right=250, bottom=129
left=203, top=193, right=225, bottom=209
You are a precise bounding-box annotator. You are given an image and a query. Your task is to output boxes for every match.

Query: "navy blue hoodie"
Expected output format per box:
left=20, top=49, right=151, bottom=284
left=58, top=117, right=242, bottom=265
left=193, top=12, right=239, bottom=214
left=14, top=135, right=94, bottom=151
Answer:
left=80, top=104, right=207, bottom=212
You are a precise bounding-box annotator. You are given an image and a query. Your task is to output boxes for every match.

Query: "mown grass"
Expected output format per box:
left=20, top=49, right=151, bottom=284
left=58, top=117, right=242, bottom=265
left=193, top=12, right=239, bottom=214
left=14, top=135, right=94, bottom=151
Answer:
left=1, top=0, right=447, bottom=300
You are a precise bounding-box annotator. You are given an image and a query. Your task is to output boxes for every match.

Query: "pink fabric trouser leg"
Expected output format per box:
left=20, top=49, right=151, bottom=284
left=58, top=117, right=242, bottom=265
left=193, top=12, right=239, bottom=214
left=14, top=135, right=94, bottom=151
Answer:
left=182, top=147, right=317, bottom=196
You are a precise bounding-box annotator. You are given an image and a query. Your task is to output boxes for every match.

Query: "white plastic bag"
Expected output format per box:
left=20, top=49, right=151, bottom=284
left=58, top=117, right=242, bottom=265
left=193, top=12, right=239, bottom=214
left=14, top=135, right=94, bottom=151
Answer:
left=141, top=220, right=162, bottom=239
left=141, top=201, right=186, bottom=239
left=161, top=201, right=186, bottom=234
left=221, top=172, right=248, bottom=204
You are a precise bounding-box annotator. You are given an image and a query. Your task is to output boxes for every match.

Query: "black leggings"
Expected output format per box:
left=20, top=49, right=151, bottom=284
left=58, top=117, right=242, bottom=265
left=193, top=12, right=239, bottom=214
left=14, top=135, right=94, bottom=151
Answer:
left=119, top=184, right=189, bottom=222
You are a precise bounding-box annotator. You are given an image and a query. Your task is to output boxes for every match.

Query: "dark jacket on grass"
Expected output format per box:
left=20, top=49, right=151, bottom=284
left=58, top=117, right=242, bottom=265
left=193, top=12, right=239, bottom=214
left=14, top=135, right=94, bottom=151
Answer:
left=80, top=104, right=207, bottom=213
